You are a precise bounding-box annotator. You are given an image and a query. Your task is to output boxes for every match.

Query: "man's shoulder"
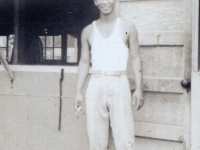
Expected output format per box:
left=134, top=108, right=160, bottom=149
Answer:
left=120, top=19, right=138, bottom=34
left=82, top=23, right=94, bottom=37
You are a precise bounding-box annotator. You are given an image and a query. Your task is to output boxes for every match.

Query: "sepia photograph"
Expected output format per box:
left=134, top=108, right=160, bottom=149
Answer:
left=0, top=0, right=198, bottom=149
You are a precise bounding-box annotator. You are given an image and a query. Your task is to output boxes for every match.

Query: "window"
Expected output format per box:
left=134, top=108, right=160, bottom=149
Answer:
left=39, top=34, right=79, bottom=65
left=0, top=35, right=15, bottom=64
left=40, top=35, right=62, bottom=63
left=0, top=34, right=80, bottom=65
left=67, top=35, right=79, bottom=63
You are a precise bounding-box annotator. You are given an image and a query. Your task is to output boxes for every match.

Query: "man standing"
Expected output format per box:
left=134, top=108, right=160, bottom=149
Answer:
left=75, top=0, right=144, bottom=149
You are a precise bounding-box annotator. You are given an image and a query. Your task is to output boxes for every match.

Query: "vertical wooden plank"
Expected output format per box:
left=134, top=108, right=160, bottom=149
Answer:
left=191, top=73, right=200, bottom=150
left=61, top=34, right=67, bottom=64
left=192, top=0, right=199, bottom=72
left=184, top=0, right=192, bottom=78
left=13, top=0, right=19, bottom=64
left=181, top=90, right=191, bottom=150
left=182, top=1, right=192, bottom=149
left=77, top=34, right=81, bottom=64
left=191, top=0, right=200, bottom=149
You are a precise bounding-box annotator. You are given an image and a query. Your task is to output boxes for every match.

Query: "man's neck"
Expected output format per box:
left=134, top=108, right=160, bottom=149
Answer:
left=99, top=12, right=117, bottom=24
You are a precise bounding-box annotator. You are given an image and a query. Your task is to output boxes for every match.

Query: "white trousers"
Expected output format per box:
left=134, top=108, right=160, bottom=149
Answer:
left=86, top=75, right=135, bottom=150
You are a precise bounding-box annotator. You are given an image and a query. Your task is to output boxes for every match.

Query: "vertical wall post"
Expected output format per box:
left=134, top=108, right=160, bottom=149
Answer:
left=62, top=34, right=67, bottom=64
left=13, top=0, right=19, bottom=64
left=192, top=0, right=199, bottom=72
left=191, top=0, right=200, bottom=149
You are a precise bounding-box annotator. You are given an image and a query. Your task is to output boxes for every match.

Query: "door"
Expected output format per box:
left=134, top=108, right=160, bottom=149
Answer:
left=109, top=0, right=192, bottom=149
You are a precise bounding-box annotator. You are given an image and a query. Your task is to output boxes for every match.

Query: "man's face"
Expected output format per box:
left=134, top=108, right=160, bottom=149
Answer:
left=94, top=0, right=116, bottom=15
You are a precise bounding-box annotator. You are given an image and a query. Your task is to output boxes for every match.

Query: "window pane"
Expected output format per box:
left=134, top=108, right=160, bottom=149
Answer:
left=46, top=36, right=53, bottom=47
left=43, top=49, right=46, bottom=58
left=0, top=36, right=7, bottom=47
left=54, top=35, right=61, bottom=47
left=67, top=35, right=78, bottom=63
left=46, top=48, right=53, bottom=59
left=67, top=35, right=76, bottom=47
left=7, top=35, right=14, bottom=62
left=54, top=48, right=61, bottom=60
left=0, top=48, right=6, bottom=59
left=40, top=36, right=45, bottom=47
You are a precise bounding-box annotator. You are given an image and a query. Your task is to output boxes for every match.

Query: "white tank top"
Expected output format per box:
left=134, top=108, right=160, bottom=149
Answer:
left=91, top=18, right=129, bottom=71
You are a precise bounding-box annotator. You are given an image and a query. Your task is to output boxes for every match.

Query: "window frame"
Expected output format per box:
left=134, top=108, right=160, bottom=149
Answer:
left=39, top=34, right=80, bottom=66
left=0, top=35, right=14, bottom=64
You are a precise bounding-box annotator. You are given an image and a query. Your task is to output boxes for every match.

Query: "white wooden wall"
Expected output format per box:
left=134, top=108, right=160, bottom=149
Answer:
left=112, top=0, right=192, bottom=149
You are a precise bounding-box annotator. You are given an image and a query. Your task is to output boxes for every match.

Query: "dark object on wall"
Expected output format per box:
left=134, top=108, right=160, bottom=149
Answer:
left=181, top=79, right=191, bottom=88
left=58, top=69, right=64, bottom=131
left=181, top=79, right=191, bottom=93
left=23, top=29, right=43, bottom=64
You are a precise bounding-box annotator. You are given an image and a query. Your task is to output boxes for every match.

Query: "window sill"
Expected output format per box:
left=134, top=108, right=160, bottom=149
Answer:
left=0, top=65, right=78, bottom=73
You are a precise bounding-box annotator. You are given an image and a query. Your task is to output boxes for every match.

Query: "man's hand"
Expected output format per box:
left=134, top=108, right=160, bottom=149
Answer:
left=132, top=89, right=144, bottom=110
left=74, top=94, right=83, bottom=118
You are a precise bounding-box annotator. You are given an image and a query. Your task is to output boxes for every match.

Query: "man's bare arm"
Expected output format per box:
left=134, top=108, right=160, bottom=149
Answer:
left=75, top=27, right=90, bottom=111
left=128, top=23, right=144, bottom=110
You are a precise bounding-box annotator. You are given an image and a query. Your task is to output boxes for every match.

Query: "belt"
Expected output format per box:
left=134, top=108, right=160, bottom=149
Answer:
left=90, top=70, right=127, bottom=76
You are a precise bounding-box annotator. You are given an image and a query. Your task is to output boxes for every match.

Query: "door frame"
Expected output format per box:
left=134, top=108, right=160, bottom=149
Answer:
left=191, top=0, right=200, bottom=149
left=192, top=0, right=199, bottom=72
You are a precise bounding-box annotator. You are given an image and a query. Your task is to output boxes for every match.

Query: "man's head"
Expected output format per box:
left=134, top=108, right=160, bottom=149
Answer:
left=94, top=0, right=116, bottom=15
